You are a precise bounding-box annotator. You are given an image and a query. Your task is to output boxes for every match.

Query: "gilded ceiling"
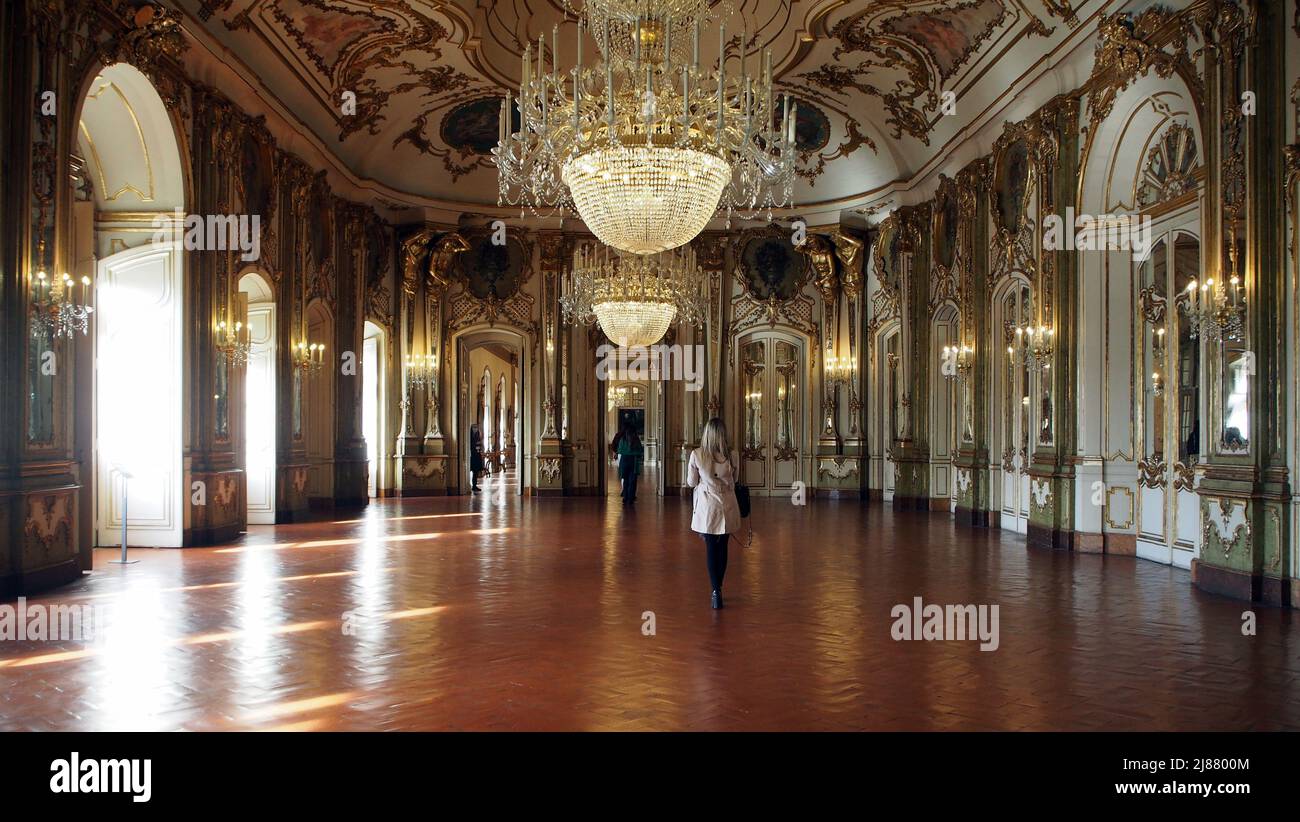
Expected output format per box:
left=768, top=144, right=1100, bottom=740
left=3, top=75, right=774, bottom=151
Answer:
left=182, top=0, right=1084, bottom=213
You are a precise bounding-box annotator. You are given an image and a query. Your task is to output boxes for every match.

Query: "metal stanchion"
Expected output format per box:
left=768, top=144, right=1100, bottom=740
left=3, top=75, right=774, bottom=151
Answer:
left=109, top=468, right=138, bottom=565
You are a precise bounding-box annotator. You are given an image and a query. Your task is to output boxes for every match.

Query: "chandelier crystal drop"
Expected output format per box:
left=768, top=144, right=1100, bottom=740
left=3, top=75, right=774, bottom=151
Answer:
left=563, top=144, right=729, bottom=253
left=494, top=1, right=798, bottom=254
left=562, top=241, right=706, bottom=347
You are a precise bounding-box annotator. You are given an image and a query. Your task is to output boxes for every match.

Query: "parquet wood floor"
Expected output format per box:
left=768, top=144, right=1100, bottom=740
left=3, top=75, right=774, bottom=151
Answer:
left=1, top=495, right=1296, bottom=731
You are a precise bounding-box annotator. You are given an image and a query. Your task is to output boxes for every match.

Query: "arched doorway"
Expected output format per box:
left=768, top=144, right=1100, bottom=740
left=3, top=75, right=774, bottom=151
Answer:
left=454, top=328, right=526, bottom=495
left=73, top=62, right=186, bottom=550
left=736, top=330, right=809, bottom=495
left=993, top=277, right=1033, bottom=533
left=930, top=303, right=960, bottom=511
left=239, top=271, right=276, bottom=524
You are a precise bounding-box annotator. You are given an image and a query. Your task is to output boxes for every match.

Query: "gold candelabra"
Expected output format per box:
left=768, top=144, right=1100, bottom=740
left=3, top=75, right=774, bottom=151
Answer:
left=405, top=353, right=436, bottom=389
left=293, top=340, right=325, bottom=375
left=1011, top=325, right=1053, bottom=373
left=1182, top=276, right=1244, bottom=342
left=214, top=312, right=251, bottom=367
left=32, top=268, right=94, bottom=339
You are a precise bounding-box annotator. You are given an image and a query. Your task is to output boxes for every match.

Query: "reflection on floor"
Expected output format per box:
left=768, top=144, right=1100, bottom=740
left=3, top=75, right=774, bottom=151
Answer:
left=1, top=494, right=1297, bottom=730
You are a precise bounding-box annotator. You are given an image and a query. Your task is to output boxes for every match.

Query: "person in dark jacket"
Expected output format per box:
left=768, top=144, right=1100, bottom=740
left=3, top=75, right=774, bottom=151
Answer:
left=613, top=421, right=643, bottom=504
left=469, top=423, right=484, bottom=493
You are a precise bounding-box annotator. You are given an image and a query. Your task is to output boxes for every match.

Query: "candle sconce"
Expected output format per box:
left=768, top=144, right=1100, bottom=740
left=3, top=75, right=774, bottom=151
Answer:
left=293, top=340, right=326, bottom=375
left=822, top=354, right=855, bottom=440
left=32, top=268, right=94, bottom=339
left=940, top=343, right=973, bottom=382
left=1011, top=325, right=1054, bottom=373
left=1181, top=276, right=1244, bottom=343
left=406, top=353, right=436, bottom=390
left=1150, top=326, right=1166, bottom=397
left=215, top=312, right=251, bottom=367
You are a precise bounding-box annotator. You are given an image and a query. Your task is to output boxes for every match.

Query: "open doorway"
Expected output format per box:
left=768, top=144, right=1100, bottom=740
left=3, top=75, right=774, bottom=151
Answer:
left=240, top=271, right=276, bottom=523
left=362, top=321, right=387, bottom=498
left=73, top=63, right=186, bottom=550
left=454, top=329, right=525, bottom=496
left=601, top=380, right=663, bottom=500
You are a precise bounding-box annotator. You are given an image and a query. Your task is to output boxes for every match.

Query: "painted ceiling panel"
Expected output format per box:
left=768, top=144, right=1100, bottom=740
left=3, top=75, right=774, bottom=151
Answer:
left=181, top=0, right=1086, bottom=211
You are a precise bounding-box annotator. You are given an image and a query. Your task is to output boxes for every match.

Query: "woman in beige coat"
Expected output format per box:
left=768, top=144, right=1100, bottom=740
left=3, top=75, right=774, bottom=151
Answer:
left=687, top=417, right=742, bottom=609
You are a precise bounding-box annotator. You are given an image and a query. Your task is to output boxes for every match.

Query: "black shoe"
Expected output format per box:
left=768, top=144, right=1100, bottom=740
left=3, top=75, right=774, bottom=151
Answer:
left=711, top=590, right=723, bottom=610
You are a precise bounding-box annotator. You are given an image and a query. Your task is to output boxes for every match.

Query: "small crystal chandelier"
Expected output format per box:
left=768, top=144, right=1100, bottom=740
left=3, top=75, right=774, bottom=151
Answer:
left=405, top=353, right=436, bottom=389
left=562, top=240, right=706, bottom=346
left=1181, top=276, right=1244, bottom=343
left=1011, top=325, right=1053, bottom=373
left=31, top=266, right=94, bottom=339
left=214, top=313, right=251, bottom=367
left=293, top=340, right=325, bottom=375
left=494, top=0, right=798, bottom=254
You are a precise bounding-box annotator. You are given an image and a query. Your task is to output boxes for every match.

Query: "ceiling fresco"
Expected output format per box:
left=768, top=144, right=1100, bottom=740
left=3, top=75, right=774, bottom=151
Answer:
left=182, top=0, right=1086, bottom=213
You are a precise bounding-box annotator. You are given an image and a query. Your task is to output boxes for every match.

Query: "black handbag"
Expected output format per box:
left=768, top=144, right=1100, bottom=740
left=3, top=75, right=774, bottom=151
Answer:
left=731, top=457, right=751, bottom=518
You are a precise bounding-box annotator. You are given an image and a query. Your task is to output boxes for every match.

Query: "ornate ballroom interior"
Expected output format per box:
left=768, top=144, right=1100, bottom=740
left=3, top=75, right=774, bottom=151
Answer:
left=2, top=0, right=1300, bottom=732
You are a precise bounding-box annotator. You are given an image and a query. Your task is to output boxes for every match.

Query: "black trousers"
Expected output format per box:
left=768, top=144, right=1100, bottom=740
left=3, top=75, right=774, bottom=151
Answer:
left=618, top=455, right=638, bottom=501
left=703, top=533, right=729, bottom=591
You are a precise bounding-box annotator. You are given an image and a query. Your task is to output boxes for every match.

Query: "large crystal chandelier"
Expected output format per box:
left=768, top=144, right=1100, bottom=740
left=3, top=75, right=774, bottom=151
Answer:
left=494, top=0, right=798, bottom=254
left=562, top=241, right=706, bottom=346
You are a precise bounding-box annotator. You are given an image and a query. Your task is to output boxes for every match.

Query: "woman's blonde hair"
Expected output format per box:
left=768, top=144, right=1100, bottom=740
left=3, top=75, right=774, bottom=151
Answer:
left=700, top=417, right=731, bottom=462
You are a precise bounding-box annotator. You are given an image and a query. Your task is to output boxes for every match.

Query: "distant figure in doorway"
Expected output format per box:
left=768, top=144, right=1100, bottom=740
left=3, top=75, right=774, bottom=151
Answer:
left=469, top=423, right=484, bottom=493
left=687, top=417, right=741, bottom=610
left=614, top=421, right=644, bottom=504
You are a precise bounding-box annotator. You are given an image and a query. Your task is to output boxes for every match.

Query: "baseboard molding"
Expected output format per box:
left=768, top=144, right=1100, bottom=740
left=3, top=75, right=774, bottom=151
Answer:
left=891, top=495, right=930, bottom=512
left=954, top=506, right=991, bottom=527
left=185, top=523, right=244, bottom=546
left=1027, top=522, right=1074, bottom=551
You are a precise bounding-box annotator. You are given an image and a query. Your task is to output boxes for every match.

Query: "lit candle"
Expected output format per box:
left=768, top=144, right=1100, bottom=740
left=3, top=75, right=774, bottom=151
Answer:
left=1230, top=276, right=1239, bottom=306
left=664, top=14, right=671, bottom=68
left=716, top=22, right=725, bottom=146
left=740, top=27, right=747, bottom=90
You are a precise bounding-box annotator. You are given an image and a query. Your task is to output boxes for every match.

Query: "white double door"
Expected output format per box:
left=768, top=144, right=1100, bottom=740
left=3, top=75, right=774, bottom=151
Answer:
left=95, top=242, right=183, bottom=548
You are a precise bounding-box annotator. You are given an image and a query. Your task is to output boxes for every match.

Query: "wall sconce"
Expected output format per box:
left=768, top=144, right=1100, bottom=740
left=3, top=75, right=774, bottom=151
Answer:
left=940, top=344, right=973, bottom=382
left=1150, top=327, right=1166, bottom=397
left=293, top=340, right=325, bottom=375
left=1182, top=276, right=1244, bottom=342
left=215, top=312, right=251, bottom=367
left=406, top=353, right=436, bottom=389
left=32, top=269, right=94, bottom=339
left=1012, top=325, right=1053, bottom=373
left=825, top=354, right=854, bottom=387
